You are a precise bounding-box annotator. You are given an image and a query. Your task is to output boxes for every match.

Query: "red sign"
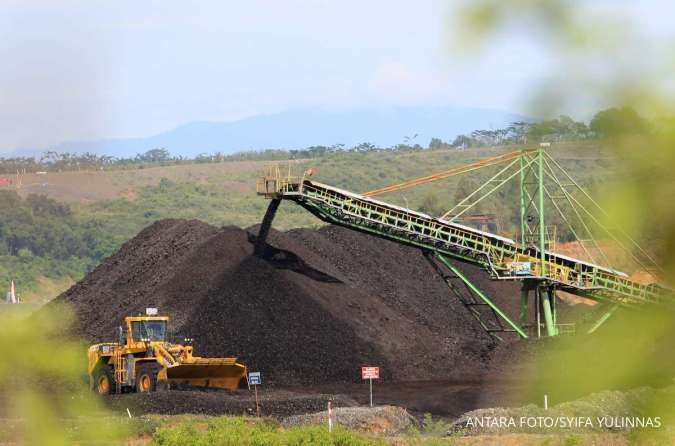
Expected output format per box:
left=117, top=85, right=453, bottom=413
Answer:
left=361, top=366, right=380, bottom=380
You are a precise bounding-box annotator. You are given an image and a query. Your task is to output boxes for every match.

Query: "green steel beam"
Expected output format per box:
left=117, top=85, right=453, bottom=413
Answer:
left=436, top=254, right=529, bottom=338
left=538, top=175, right=600, bottom=265
left=538, top=147, right=547, bottom=277
left=257, top=173, right=669, bottom=307
left=298, top=182, right=665, bottom=304
left=540, top=157, right=614, bottom=268
left=546, top=160, right=647, bottom=271
left=444, top=157, right=526, bottom=221
left=551, top=287, right=557, bottom=326
left=519, top=286, right=528, bottom=327
left=545, top=152, right=662, bottom=273
left=301, top=200, right=484, bottom=265
left=519, top=152, right=527, bottom=246
left=540, top=286, right=557, bottom=337
left=587, top=304, right=619, bottom=334
left=424, top=252, right=504, bottom=341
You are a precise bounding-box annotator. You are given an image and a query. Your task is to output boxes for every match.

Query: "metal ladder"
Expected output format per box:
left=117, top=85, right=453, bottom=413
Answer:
left=113, top=349, right=127, bottom=393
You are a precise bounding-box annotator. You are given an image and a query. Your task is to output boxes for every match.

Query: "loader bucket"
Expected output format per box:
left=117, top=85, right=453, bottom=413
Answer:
left=166, top=357, right=247, bottom=390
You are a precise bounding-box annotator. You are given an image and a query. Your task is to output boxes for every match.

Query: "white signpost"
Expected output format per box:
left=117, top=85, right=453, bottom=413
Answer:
left=248, top=372, right=262, bottom=416
left=6, top=280, right=17, bottom=304
left=361, top=366, right=379, bottom=407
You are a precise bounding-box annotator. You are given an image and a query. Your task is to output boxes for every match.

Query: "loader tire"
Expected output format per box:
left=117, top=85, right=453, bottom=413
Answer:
left=92, top=365, right=115, bottom=395
left=135, top=363, right=159, bottom=393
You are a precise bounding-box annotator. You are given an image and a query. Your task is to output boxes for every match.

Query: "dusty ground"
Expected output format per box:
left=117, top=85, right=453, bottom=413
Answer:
left=297, top=380, right=533, bottom=419
left=284, top=405, right=415, bottom=436
left=12, top=160, right=275, bottom=203
left=100, top=380, right=533, bottom=421
left=104, top=388, right=358, bottom=418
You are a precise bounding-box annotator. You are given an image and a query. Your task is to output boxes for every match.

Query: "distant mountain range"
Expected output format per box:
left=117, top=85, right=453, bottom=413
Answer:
left=13, top=106, right=530, bottom=158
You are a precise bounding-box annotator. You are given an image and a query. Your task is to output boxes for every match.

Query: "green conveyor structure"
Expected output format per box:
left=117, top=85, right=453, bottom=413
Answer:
left=256, top=153, right=671, bottom=339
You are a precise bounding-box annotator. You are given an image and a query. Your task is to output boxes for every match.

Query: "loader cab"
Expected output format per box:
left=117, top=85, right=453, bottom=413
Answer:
left=125, top=315, right=168, bottom=346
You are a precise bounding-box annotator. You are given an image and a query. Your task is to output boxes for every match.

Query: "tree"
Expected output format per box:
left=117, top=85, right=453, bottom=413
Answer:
left=451, top=134, right=476, bottom=148
left=590, top=107, right=648, bottom=138
left=429, top=138, right=452, bottom=150
left=135, top=147, right=172, bottom=163
left=353, top=142, right=376, bottom=152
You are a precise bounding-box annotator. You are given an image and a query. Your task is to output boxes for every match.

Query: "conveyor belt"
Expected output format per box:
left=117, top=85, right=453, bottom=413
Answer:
left=257, top=175, right=670, bottom=307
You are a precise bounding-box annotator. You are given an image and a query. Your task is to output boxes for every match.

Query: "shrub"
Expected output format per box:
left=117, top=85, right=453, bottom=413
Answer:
left=150, top=416, right=386, bottom=446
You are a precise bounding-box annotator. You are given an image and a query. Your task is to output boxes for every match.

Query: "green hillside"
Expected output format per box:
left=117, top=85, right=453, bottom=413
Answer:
left=0, top=142, right=626, bottom=302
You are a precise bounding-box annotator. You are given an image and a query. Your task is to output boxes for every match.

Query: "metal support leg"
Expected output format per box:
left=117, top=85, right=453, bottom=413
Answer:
left=436, top=254, right=528, bottom=338
left=538, top=146, right=547, bottom=277
left=550, top=287, right=557, bottom=326
left=540, top=286, right=557, bottom=337
left=519, top=287, right=529, bottom=328
left=536, top=288, right=541, bottom=338
left=519, top=151, right=527, bottom=245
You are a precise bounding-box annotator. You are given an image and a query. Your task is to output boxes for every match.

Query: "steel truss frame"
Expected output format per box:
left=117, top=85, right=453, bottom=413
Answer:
left=256, top=148, right=670, bottom=340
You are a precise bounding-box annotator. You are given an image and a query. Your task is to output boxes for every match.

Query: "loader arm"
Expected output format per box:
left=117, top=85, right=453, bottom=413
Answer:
left=152, top=342, right=179, bottom=368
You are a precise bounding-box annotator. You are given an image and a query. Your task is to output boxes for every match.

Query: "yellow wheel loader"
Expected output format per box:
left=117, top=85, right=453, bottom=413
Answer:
left=87, top=311, right=247, bottom=394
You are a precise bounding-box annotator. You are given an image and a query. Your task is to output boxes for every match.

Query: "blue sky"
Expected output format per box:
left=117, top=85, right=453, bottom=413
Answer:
left=0, top=0, right=672, bottom=152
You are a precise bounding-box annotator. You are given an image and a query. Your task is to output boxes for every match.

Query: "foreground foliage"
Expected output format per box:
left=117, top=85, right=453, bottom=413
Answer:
left=151, top=416, right=386, bottom=446
left=0, top=306, right=124, bottom=445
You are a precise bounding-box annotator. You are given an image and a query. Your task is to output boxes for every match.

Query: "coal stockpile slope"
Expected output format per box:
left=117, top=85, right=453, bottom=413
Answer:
left=56, top=219, right=522, bottom=385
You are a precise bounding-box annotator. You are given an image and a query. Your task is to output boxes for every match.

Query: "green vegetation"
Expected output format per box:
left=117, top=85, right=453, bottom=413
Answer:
left=0, top=192, right=112, bottom=259
left=421, top=413, right=453, bottom=436
left=0, top=305, right=125, bottom=444
left=454, top=1, right=675, bottom=443
left=589, top=107, right=649, bottom=139
left=451, top=115, right=593, bottom=148
left=450, top=107, right=654, bottom=148
left=137, top=414, right=651, bottom=445
left=150, top=416, right=385, bottom=446
left=0, top=191, right=117, bottom=300
left=0, top=107, right=656, bottom=176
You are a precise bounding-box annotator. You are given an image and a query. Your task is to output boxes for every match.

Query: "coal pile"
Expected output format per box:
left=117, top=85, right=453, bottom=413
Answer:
left=55, top=219, right=523, bottom=385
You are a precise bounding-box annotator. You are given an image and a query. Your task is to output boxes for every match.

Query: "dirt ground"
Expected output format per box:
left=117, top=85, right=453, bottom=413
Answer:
left=292, top=380, right=533, bottom=419
left=102, top=380, right=533, bottom=420
left=53, top=218, right=624, bottom=428
left=12, top=160, right=274, bottom=203
left=105, top=387, right=357, bottom=418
